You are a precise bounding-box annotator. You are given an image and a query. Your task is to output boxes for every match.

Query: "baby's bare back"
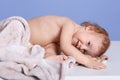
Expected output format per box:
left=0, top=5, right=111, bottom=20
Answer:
left=27, top=15, right=67, bottom=47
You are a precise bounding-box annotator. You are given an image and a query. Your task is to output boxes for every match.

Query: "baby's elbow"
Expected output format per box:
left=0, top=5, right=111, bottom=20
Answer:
left=60, top=45, right=66, bottom=52
left=60, top=44, right=71, bottom=55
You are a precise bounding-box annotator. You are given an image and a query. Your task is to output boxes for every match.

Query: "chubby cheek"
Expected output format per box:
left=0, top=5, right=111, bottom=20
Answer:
left=90, top=52, right=98, bottom=57
left=87, top=49, right=97, bottom=57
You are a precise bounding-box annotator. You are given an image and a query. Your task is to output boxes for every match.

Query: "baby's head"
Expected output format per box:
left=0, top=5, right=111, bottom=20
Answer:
left=80, top=22, right=110, bottom=57
left=72, top=22, right=110, bottom=57
left=80, top=22, right=109, bottom=36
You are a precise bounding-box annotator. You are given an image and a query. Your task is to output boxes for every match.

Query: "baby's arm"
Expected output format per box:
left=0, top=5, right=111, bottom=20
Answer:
left=60, top=19, right=106, bottom=69
left=44, top=43, right=59, bottom=58
left=44, top=43, right=68, bottom=63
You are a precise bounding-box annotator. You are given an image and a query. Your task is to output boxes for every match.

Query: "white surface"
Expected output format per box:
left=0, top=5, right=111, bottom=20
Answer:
left=65, top=41, right=120, bottom=80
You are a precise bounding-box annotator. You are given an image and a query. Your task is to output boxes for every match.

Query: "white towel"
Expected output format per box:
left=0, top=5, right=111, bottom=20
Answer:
left=0, top=16, right=76, bottom=80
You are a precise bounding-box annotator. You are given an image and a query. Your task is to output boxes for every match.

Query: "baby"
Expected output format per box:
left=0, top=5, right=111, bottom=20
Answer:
left=27, top=15, right=110, bottom=69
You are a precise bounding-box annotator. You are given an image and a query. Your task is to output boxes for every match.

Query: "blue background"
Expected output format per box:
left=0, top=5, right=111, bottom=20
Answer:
left=0, top=0, right=120, bottom=41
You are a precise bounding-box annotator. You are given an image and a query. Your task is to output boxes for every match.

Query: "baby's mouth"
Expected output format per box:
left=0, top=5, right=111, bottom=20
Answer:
left=72, top=40, right=81, bottom=50
left=75, top=41, right=79, bottom=47
left=72, top=41, right=77, bottom=47
left=73, top=40, right=79, bottom=48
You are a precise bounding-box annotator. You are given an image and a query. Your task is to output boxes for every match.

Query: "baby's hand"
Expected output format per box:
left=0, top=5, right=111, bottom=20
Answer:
left=84, top=56, right=106, bottom=70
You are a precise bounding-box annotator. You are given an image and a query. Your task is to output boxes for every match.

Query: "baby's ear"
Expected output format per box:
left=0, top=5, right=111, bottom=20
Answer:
left=86, top=26, right=94, bottom=31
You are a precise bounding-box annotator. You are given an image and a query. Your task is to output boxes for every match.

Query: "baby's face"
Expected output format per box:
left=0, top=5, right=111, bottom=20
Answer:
left=72, top=30, right=102, bottom=57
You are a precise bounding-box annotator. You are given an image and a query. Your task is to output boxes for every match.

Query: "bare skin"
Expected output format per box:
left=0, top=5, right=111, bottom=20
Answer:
left=46, top=55, right=68, bottom=63
left=27, top=15, right=106, bottom=69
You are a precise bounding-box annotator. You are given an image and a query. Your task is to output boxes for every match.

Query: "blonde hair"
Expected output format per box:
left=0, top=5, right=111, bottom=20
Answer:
left=81, top=22, right=110, bottom=57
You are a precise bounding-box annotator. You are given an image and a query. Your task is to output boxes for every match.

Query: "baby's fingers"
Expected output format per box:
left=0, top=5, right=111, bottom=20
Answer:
left=94, top=62, right=106, bottom=70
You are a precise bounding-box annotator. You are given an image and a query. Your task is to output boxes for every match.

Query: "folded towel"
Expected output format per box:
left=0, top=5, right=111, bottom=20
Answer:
left=0, top=16, right=76, bottom=80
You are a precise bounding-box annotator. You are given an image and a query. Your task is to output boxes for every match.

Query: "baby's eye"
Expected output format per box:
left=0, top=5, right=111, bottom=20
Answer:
left=87, top=41, right=90, bottom=46
left=81, top=49, right=87, bottom=54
